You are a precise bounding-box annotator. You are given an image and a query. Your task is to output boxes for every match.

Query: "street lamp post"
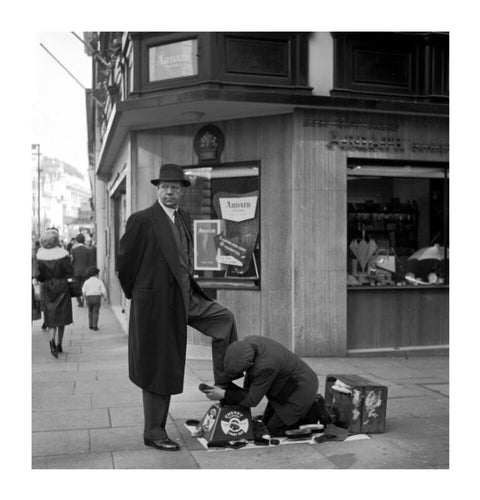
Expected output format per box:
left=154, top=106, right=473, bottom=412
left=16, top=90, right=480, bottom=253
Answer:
left=32, top=144, right=41, bottom=238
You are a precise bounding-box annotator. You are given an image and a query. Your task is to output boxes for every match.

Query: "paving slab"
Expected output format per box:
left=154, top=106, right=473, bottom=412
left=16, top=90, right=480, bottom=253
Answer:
left=109, top=406, right=144, bottom=427
left=315, top=438, right=430, bottom=469
left=89, top=426, right=146, bottom=453
left=32, top=451, right=114, bottom=469
left=32, top=370, right=97, bottom=383
left=95, top=368, right=130, bottom=381
left=32, top=429, right=90, bottom=457
left=420, top=383, right=449, bottom=397
left=33, top=408, right=110, bottom=432
left=74, top=378, right=135, bottom=394
left=32, top=362, right=79, bottom=374
left=32, top=380, right=75, bottom=396
left=76, top=360, right=127, bottom=372
left=190, top=443, right=337, bottom=469
left=387, top=395, right=449, bottom=417
left=91, top=389, right=142, bottom=409
left=384, top=383, right=436, bottom=398
left=112, top=448, right=200, bottom=469
left=32, top=392, right=92, bottom=411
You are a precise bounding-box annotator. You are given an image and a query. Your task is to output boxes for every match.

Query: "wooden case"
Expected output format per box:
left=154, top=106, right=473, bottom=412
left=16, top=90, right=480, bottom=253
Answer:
left=325, top=374, right=388, bottom=433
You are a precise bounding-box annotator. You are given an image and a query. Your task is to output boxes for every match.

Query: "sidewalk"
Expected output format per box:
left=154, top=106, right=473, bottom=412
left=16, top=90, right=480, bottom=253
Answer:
left=32, top=302, right=449, bottom=469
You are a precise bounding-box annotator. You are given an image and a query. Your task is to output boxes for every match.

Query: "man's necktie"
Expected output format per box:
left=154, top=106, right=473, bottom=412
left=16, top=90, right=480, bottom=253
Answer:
left=174, top=211, right=182, bottom=232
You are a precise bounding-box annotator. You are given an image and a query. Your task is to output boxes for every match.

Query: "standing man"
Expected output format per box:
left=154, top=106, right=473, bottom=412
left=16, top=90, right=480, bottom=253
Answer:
left=116, top=163, right=238, bottom=452
left=70, top=233, right=94, bottom=307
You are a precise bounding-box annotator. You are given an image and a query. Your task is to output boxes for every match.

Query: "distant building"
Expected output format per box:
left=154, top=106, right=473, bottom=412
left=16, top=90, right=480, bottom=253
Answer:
left=31, top=155, right=93, bottom=243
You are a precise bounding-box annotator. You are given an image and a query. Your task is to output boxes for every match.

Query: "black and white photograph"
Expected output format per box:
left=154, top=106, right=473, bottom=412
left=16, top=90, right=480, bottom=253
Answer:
left=6, top=1, right=479, bottom=497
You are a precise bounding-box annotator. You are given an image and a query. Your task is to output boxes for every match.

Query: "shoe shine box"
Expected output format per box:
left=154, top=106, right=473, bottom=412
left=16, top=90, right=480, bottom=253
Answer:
left=324, top=374, right=388, bottom=433
left=198, top=404, right=254, bottom=443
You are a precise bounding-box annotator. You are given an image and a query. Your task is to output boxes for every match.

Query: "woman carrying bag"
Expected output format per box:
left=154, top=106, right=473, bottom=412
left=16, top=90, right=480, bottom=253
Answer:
left=36, top=229, right=74, bottom=357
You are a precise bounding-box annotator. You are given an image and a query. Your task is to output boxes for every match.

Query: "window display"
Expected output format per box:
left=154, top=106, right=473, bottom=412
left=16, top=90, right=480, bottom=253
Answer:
left=182, top=162, right=260, bottom=289
left=347, top=164, right=448, bottom=287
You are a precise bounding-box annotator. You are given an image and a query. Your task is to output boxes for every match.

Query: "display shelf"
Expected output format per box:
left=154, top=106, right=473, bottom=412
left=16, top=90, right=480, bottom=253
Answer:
left=347, top=199, right=418, bottom=252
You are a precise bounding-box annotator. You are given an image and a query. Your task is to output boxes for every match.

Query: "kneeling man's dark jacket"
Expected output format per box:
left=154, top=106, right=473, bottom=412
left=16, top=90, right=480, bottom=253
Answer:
left=222, top=335, right=319, bottom=425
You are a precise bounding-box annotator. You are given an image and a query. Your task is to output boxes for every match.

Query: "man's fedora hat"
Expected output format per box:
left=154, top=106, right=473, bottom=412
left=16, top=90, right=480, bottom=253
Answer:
left=151, top=163, right=190, bottom=187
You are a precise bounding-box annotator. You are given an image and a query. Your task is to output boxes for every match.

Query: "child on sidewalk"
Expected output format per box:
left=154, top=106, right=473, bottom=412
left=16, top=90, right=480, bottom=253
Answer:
left=81, top=267, right=108, bottom=331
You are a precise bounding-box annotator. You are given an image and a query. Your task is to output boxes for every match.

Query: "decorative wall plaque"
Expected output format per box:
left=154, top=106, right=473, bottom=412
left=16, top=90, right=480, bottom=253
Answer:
left=194, top=124, right=225, bottom=163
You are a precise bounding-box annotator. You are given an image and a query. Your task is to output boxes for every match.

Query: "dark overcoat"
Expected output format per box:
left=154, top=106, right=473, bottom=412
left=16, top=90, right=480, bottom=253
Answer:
left=36, top=247, right=74, bottom=328
left=224, top=335, right=319, bottom=425
left=70, top=244, right=94, bottom=277
left=116, top=202, right=210, bottom=395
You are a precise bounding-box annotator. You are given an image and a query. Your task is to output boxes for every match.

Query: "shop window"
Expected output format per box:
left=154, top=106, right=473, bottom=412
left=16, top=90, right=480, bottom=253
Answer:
left=347, top=163, right=448, bottom=287
left=182, top=161, right=260, bottom=289
left=148, top=39, right=198, bottom=82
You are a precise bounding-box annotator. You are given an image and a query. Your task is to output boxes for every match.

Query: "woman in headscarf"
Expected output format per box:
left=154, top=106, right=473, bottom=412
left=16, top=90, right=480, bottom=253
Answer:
left=204, top=335, right=329, bottom=436
left=36, top=229, right=74, bottom=357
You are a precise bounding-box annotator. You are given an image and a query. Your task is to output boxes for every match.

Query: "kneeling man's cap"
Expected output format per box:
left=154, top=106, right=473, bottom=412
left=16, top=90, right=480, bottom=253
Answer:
left=223, top=341, right=255, bottom=378
left=151, top=163, right=190, bottom=187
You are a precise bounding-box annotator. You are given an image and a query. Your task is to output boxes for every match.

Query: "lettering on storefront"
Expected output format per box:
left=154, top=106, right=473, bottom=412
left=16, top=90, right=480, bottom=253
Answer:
left=325, top=131, right=449, bottom=154
left=326, top=131, right=406, bottom=152
left=411, top=142, right=449, bottom=154
left=303, top=119, right=448, bottom=155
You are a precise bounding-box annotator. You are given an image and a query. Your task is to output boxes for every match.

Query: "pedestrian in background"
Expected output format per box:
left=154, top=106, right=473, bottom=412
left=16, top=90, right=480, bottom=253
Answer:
left=32, top=240, right=42, bottom=322
left=36, top=229, right=74, bottom=358
left=70, top=233, right=94, bottom=307
left=82, top=266, right=108, bottom=331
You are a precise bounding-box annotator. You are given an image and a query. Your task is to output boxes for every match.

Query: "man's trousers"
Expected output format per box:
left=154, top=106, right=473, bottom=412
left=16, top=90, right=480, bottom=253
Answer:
left=143, top=294, right=237, bottom=440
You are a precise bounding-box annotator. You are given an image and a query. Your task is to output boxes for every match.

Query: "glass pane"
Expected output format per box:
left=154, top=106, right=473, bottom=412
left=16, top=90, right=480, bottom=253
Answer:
left=148, top=39, right=198, bottom=82
left=181, top=163, right=260, bottom=287
left=347, top=168, right=448, bottom=287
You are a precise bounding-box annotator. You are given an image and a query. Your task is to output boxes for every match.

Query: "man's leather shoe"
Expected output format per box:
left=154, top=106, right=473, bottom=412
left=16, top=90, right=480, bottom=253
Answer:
left=144, top=437, right=180, bottom=451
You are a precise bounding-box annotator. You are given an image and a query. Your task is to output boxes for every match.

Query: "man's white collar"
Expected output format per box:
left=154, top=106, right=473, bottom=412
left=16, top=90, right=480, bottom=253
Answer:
left=158, top=200, right=177, bottom=221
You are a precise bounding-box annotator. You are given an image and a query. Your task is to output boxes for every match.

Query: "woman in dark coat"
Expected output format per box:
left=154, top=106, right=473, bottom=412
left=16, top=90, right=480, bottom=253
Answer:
left=206, top=335, right=326, bottom=436
left=36, top=229, right=74, bottom=357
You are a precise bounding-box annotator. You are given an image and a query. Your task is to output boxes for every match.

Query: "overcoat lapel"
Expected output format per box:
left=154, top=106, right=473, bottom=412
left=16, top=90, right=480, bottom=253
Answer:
left=150, top=202, right=183, bottom=289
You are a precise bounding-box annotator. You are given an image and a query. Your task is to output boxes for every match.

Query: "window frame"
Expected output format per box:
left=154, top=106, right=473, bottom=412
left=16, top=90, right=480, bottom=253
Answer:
left=181, top=160, right=261, bottom=290
left=346, top=159, right=449, bottom=288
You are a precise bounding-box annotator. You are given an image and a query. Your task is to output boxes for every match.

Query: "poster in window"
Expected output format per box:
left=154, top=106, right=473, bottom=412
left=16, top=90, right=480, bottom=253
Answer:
left=194, top=220, right=224, bottom=271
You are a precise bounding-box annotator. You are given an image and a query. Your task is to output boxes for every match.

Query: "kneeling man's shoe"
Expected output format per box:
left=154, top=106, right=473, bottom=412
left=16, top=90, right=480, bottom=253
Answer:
left=144, top=437, right=180, bottom=451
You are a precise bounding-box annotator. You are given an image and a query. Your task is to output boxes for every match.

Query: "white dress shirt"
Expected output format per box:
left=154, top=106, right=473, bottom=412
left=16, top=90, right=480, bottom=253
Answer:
left=158, top=200, right=176, bottom=222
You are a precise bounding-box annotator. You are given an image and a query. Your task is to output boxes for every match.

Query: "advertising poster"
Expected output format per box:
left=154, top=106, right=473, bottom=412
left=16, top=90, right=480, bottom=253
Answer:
left=218, top=195, right=258, bottom=222
left=193, top=220, right=224, bottom=271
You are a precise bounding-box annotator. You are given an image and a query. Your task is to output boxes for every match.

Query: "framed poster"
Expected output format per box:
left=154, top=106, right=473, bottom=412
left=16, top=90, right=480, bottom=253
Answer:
left=193, top=219, right=224, bottom=271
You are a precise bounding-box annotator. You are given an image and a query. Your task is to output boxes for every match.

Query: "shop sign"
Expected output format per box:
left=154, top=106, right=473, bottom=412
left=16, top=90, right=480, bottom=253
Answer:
left=219, top=196, right=258, bottom=222
left=326, top=131, right=448, bottom=154
left=327, top=131, right=406, bottom=152
left=148, top=39, right=198, bottom=81
left=411, top=142, right=449, bottom=154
